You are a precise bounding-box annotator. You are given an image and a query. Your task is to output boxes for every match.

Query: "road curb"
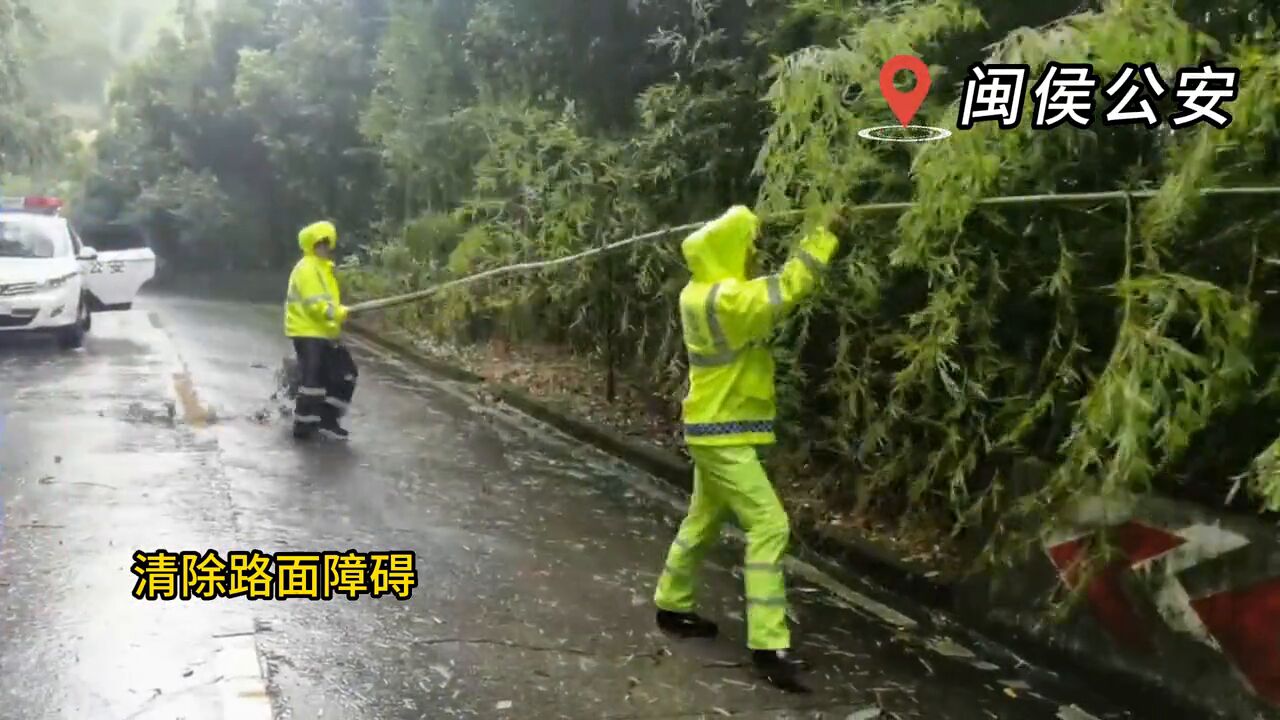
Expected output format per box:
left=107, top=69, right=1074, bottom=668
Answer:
left=347, top=321, right=1197, bottom=719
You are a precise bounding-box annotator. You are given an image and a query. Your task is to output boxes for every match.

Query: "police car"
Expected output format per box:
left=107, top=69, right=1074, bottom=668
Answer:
left=0, top=196, right=156, bottom=349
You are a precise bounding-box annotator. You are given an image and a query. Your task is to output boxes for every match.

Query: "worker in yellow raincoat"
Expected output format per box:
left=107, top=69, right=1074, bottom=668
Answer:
left=653, top=205, right=839, bottom=693
left=285, top=221, right=357, bottom=441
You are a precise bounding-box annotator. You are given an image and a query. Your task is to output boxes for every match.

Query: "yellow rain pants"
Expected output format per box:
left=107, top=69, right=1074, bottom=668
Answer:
left=654, top=444, right=792, bottom=650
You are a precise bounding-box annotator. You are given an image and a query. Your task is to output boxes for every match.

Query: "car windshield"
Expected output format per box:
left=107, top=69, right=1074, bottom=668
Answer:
left=0, top=217, right=69, bottom=259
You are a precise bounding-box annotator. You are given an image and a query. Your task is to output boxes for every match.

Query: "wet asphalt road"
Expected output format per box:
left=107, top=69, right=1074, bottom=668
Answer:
left=0, top=291, right=1151, bottom=720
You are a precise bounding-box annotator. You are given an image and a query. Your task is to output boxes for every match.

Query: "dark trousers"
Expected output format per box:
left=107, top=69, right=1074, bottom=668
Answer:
left=292, top=338, right=358, bottom=432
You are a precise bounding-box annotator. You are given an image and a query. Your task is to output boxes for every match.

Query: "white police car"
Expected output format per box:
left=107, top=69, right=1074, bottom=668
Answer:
left=0, top=196, right=156, bottom=349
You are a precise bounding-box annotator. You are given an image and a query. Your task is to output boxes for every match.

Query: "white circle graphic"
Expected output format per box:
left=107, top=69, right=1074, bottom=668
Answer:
left=858, top=125, right=952, bottom=143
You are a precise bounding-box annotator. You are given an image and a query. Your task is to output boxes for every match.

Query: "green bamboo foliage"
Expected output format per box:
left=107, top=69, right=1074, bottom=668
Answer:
left=734, top=0, right=1280, bottom=575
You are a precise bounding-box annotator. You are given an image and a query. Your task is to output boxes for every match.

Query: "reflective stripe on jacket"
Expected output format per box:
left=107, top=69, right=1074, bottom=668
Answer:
left=679, top=205, right=839, bottom=446
left=285, top=221, right=348, bottom=340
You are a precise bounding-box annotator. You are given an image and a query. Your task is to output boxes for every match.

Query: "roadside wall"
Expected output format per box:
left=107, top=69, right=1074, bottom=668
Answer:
left=958, top=462, right=1280, bottom=718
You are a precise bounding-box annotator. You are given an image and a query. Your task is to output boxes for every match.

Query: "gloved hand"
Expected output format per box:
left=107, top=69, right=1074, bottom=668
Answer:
left=799, top=226, right=839, bottom=263
left=335, top=304, right=351, bottom=324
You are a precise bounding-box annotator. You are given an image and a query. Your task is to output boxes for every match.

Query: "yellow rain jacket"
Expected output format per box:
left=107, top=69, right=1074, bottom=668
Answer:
left=285, top=221, right=349, bottom=340
left=679, top=206, right=838, bottom=446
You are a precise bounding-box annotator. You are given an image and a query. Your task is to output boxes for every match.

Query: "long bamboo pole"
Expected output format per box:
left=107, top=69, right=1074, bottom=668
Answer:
left=346, top=185, right=1280, bottom=315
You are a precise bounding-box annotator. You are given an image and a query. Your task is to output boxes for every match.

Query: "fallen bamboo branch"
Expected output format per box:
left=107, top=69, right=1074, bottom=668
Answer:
left=347, top=185, right=1280, bottom=315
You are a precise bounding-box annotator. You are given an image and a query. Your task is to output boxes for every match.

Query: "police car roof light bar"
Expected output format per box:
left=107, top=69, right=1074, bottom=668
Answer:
left=0, top=196, right=63, bottom=215
left=23, top=196, right=63, bottom=214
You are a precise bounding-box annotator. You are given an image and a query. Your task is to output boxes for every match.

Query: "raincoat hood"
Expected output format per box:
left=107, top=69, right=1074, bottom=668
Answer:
left=682, top=205, right=759, bottom=283
left=299, top=221, right=338, bottom=256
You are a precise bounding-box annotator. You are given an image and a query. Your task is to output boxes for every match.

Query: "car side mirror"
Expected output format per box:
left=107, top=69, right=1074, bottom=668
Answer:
left=78, top=246, right=98, bottom=261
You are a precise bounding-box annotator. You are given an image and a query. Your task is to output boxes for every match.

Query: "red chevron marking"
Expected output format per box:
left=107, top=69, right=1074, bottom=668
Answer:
left=1191, top=579, right=1280, bottom=705
left=1046, top=521, right=1186, bottom=652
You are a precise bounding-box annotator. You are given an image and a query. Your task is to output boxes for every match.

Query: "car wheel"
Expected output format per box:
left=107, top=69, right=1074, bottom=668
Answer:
left=56, top=300, right=89, bottom=350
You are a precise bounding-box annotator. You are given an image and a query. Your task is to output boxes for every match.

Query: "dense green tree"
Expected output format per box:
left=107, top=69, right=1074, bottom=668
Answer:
left=77, top=0, right=387, bottom=269
left=0, top=0, right=63, bottom=175
left=236, top=0, right=388, bottom=240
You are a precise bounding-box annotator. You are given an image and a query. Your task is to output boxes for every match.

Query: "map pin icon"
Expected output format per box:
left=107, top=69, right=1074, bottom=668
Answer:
left=879, top=55, right=932, bottom=127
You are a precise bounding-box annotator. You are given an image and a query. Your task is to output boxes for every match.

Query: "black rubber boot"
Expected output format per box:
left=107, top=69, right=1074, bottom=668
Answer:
left=318, top=403, right=349, bottom=441
left=656, top=610, right=719, bottom=639
left=293, top=425, right=316, bottom=441
left=752, top=650, right=811, bottom=693
left=319, top=424, right=350, bottom=442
